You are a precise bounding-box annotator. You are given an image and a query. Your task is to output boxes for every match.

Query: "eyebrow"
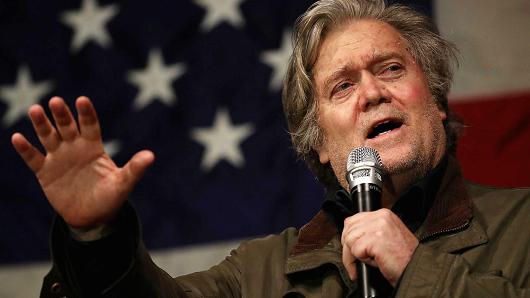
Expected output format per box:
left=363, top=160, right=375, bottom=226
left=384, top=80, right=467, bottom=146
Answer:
left=370, top=50, right=406, bottom=65
left=319, top=50, right=406, bottom=93
left=321, top=65, right=353, bottom=94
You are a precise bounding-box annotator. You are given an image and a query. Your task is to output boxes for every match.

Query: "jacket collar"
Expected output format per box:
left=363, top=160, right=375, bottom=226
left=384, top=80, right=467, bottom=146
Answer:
left=287, top=155, right=481, bottom=265
left=416, top=155, right=473, bottom=240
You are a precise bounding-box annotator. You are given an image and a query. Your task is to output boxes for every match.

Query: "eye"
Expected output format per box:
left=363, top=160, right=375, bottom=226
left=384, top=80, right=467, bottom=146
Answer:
left=379, top=63, right=404, bottom=78
left=387, top=65, right=402, bottom=72
left=331, top=81, right=353, bottom=98
left=337, top=82, right=352, bottom=91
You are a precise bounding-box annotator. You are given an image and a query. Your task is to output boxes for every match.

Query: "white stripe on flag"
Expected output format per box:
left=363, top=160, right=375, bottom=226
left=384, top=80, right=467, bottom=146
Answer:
left=436, top=0, right=530, bottom=100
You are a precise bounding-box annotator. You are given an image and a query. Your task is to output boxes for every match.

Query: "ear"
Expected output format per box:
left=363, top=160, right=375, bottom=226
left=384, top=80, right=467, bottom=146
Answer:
left=438, top=109, right=447, bottom=121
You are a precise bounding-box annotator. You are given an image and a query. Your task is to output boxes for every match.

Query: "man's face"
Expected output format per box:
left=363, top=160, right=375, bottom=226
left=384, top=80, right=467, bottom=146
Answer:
left=313, top=19, right=447, bottom=195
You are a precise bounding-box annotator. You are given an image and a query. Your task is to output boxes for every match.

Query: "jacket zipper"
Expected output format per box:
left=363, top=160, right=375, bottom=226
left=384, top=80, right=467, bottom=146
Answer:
left=419, top=220, right=470, bottom=242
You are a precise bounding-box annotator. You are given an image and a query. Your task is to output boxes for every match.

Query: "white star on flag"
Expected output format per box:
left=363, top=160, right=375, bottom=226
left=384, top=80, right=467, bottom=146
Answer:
left=194, top=0, right=246, bottom=31
left=260, top=30, right=293, bottom=92
left=127, top=49, right=186, bottom=110
left=60, top=0, right=119, bottom=52
left=191, top=108, right=255, bottom=172
left=0, top=66, right=53, bottom=128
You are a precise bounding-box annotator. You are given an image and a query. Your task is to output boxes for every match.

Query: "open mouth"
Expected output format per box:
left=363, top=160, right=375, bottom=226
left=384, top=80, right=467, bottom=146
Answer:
left=367, top=119, right=403, bottom=139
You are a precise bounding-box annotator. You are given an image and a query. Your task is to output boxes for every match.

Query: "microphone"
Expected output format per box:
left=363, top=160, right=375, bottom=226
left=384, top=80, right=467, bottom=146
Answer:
left=346, top=147, right=384, bottom=298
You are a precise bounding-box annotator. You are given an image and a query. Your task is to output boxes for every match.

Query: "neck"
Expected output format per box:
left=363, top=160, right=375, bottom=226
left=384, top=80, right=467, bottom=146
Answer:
left=380, top=174, right=403, bottom=209
left=381, top=152, right=449, bottom=209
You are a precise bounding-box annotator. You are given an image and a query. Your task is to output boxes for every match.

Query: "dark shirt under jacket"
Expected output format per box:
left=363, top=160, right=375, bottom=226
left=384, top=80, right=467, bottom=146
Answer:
left=322, top=155, right=447, bottom=233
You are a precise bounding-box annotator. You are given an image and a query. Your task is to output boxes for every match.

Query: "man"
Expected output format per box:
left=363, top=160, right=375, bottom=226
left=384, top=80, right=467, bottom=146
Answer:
left=11, top=0, right=529, bottom=297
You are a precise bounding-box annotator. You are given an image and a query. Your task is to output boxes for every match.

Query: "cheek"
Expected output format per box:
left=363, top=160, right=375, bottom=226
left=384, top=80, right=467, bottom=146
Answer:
left=319, top=103, right=355, bottom=137
left=388, top=67, right=432, bottom=104
left=400, top=82, right=431, bottom=107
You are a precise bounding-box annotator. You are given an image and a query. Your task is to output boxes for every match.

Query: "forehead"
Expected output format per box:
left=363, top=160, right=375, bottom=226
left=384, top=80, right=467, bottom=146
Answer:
left=313, top=19, right=410, bottom=78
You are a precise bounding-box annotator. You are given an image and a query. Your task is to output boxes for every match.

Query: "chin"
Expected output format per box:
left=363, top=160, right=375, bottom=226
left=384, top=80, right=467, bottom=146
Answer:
left=377, top=145, right=417, bottom=175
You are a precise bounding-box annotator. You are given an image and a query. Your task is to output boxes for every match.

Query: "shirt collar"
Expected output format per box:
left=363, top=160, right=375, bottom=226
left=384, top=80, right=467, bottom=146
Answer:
left=392, top=154, right=448, bottom=232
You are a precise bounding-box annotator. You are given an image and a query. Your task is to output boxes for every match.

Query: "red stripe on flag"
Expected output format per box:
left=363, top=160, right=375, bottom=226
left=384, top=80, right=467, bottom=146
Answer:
left=451, top=91, right=530, bottom=187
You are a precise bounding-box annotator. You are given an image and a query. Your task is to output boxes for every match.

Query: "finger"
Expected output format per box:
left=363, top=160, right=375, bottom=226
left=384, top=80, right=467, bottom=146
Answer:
left=11, top=133, right=45, bottom=173
left=351, top=235, right=378, bottom=266
left=28, top=104, right=61, bottom=152
left=342, top=211, right=389, bottom=243
left=76, top=96, right=102, bottom=141
left=343, top=211, right=370, bottom=228
left=49, top=97, right=79, bottom=141
left=122, top=150, right=155, bottom=186
left=342, top=244, right=357, bottom=281
left=342, top=223, right=366, bottom=249
left=342, top=215, right=357, bottom=243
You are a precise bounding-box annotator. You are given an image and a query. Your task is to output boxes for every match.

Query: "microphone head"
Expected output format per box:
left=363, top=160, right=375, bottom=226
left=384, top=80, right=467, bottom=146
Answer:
left=346, top=147, right=383, bottom=172
left=346, top=147, right=384, bottom=191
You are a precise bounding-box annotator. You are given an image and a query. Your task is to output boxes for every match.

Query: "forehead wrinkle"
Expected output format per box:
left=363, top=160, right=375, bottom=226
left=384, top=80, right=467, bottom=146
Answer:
left=319, top=49, right=405, bottom=95
left=314, top=21, right=410, bottom=97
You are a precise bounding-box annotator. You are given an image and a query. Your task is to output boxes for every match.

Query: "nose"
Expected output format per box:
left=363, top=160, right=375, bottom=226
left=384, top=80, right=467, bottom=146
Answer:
left=357, top=71, right=389, bottom=111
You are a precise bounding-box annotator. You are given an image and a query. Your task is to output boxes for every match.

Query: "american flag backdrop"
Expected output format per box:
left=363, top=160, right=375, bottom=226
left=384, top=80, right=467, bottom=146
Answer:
left=0, top=0, right=528, bottom=296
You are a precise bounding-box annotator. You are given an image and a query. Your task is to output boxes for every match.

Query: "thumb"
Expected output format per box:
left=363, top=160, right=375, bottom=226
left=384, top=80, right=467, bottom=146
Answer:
left=122, top=150, right=155, bottom=186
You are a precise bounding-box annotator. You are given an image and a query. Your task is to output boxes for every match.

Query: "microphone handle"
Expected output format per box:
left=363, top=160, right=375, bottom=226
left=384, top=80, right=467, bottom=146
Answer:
left=352, top=183, right=382, bottom=298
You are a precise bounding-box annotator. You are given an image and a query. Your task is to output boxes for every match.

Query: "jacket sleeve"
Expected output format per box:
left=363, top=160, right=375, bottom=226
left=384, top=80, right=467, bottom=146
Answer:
left=40, top=202, right=242, bottom=298
left=395, top=244, right=530, bottom=298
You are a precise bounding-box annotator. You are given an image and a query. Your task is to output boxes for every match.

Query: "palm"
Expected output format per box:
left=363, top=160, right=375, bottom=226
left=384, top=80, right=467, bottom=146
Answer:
left=11, top=97, right=154, bottom=228
left=38, top=139, right=124, bottom=227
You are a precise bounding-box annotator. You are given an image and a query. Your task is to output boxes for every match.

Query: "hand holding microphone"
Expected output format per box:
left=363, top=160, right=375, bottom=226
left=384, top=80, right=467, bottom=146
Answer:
left=341, top=147, right=419, bottom=295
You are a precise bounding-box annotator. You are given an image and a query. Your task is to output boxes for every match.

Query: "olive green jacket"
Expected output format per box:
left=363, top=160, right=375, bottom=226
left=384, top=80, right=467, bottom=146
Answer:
left=42, top=159, right=530, bottom=297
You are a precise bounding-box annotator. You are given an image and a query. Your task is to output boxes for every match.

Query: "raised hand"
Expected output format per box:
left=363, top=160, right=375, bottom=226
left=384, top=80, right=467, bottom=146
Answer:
left=11, top=96, right=154, bottom=229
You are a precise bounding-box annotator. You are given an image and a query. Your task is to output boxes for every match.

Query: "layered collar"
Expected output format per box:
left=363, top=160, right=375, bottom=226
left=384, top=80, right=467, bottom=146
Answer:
left=288, top=155, right=475, bottom=257
left=283, top=155, right=488, bottom=298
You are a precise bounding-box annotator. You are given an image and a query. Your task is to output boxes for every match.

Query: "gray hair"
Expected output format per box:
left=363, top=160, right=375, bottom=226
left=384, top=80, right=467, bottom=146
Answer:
left=282, top=0, right=460, bottom=189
